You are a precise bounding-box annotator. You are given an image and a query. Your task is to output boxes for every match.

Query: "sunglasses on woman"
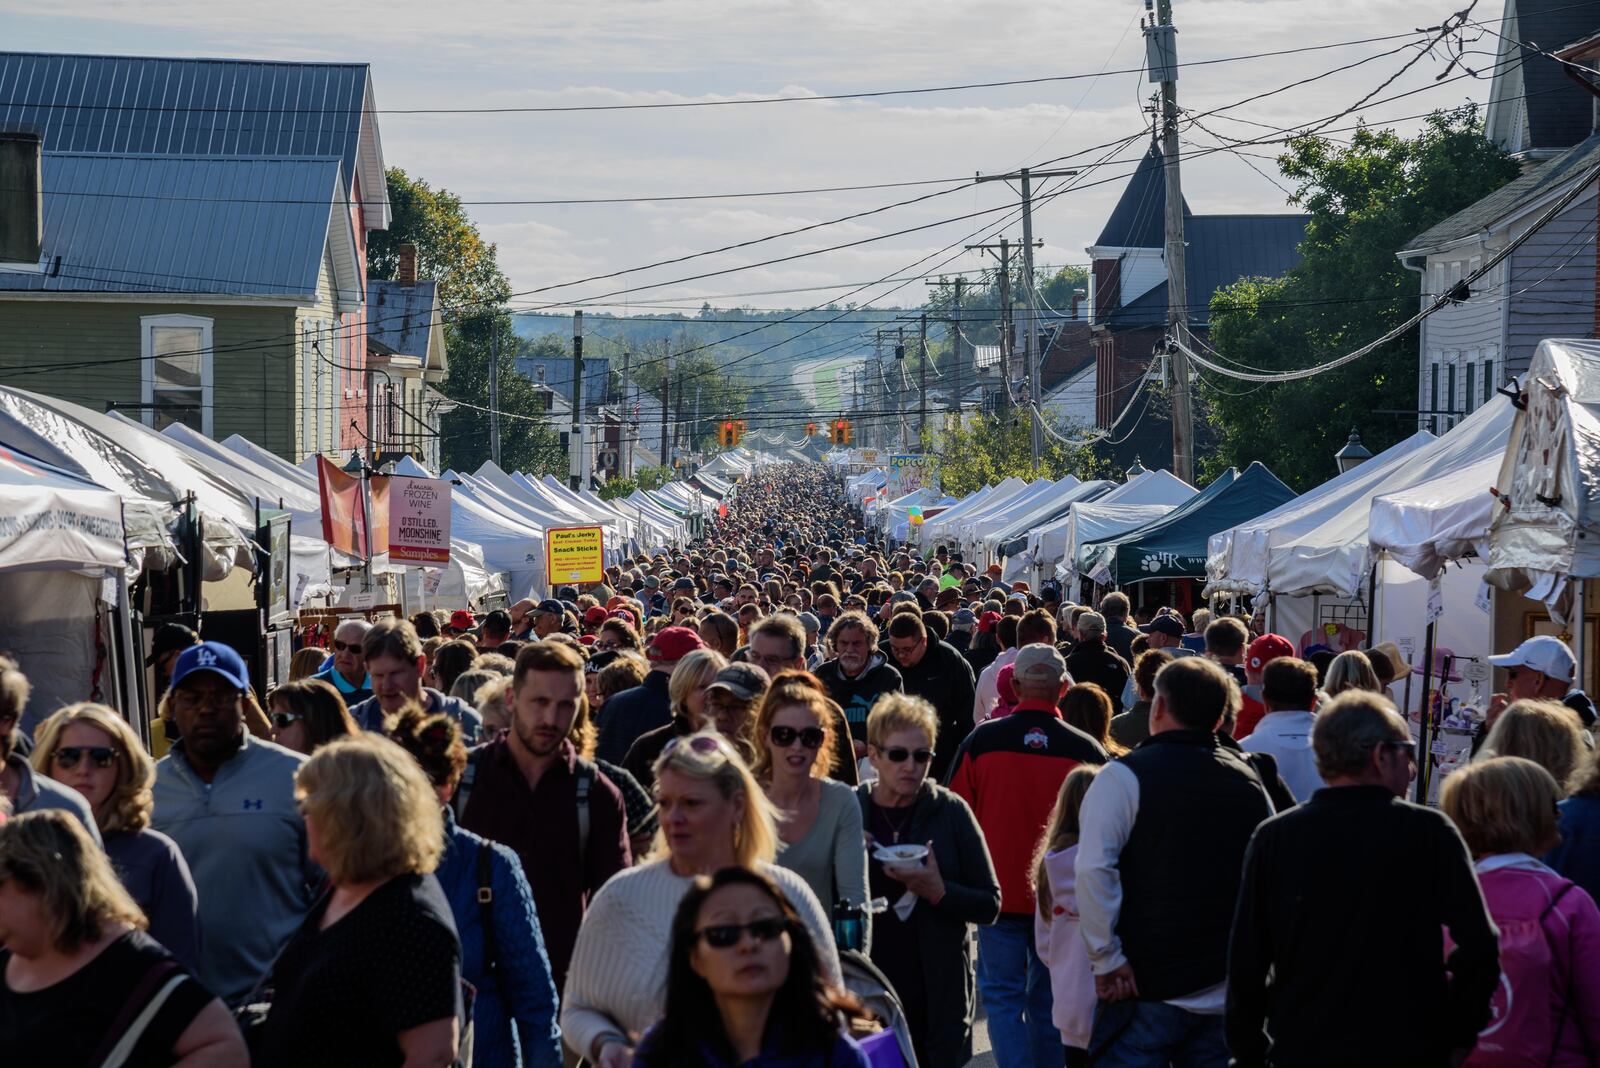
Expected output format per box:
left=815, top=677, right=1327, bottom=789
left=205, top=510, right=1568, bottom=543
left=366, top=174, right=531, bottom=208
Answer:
left=271, top=711, right=302, bottom=729
left=769, top=724, right=825, bottom=750
left=52, top=746, right=119, bottom=770
left=695, top=916, right=788, bottom=949
left=881, top=746, right=934, bottom=765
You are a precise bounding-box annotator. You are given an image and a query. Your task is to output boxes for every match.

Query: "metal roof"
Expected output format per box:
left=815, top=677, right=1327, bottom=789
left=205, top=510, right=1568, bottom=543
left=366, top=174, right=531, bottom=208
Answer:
left=367, top=279, right=442, bottom=362
left=1106, top=213, right=1309, bottom=328
left=1514, top=0, right=1600, bottom=152
left=0, top=153, right=345, bottom=297
left=1402, top=131, right=1600, bottom=255
left=0, top=52, right=387, bottom=227
left=1093, top=140, right=1190, bottom=249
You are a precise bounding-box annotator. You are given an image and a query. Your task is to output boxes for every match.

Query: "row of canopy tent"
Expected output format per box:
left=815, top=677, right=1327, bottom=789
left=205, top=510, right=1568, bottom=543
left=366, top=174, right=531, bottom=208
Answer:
left=1025, top=468, right=1199, bottom=584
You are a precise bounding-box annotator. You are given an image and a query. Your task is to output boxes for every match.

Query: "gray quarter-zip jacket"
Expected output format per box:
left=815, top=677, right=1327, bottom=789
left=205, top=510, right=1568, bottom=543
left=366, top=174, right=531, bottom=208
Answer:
left=151, top=734, right=315, bottom=1004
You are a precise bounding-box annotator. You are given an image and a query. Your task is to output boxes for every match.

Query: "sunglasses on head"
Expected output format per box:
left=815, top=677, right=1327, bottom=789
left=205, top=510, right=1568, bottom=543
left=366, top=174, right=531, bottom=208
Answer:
left=769, top=724, right=825, bottom=750
left=53, top=746, right=119, bottom=770
left=663, top=733, right=733, bottom=758
left=695, top=916, right=789, bottom=949
left=881, top=746, right=934, bottom=765
left=271, top=711, right=302, bottom=729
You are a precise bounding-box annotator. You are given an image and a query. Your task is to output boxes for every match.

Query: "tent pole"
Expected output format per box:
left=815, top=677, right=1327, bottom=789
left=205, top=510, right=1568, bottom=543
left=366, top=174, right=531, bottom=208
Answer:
left=1367, top=551, right=1381, bottom=645
left=1414, top=620, right=1438, bottom=805
left=116, top=578, right=146, bottom=748
left=1575, top=580, right=1588, bottom=697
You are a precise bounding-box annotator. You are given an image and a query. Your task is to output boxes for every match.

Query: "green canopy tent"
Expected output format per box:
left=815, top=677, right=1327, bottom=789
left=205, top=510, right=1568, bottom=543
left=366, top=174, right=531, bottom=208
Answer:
left=1084, top=462, right=1296, bottom=586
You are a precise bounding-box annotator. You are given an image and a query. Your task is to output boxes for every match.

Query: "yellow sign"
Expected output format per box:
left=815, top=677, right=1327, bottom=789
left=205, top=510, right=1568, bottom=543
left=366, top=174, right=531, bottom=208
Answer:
left=546, top=525, right=605, bottom=585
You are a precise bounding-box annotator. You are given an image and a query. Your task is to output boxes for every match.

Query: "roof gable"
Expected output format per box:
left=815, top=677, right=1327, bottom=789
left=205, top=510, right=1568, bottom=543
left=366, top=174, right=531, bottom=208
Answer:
left=1104, top=213, right=1308, bottom=328
left=1094, top=141, right=1191, bottom=250
left=1486, top=0, right=1599, bottom=156
left=0, top=52, right=388, bottom=229
left=0, top=153, right=352, bottom=299
left=368, top=279, right=445, bottom=372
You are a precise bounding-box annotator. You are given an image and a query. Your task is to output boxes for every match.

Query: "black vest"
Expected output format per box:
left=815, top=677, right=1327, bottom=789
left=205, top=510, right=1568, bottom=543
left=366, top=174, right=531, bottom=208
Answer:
left=1115, top=730, right=1273, bottom=1001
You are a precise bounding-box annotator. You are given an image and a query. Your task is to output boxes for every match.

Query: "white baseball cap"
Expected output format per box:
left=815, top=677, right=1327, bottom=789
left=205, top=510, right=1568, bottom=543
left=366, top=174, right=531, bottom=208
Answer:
left=1488, top=635, right=1575, bottom=683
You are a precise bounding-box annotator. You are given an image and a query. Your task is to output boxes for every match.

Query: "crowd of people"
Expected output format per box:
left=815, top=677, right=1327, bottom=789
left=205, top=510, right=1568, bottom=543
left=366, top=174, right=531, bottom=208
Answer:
left=2, top=461, right=1600, bottom=1066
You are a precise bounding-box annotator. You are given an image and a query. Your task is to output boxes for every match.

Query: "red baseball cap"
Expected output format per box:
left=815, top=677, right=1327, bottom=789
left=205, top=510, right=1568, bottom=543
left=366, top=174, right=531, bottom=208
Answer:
left=978, top=610, right=1002, bottom=634
left=449, top=609, right=476, bottom=631
left=579, top=634, right=596, bottom=646
left=608, top=608, right=638, bottom=627
left=648, top=626, right=705, bottom=663
left=583, top=605, right=609, bottom=625
left=1247, top=634, right=1295, bottom=671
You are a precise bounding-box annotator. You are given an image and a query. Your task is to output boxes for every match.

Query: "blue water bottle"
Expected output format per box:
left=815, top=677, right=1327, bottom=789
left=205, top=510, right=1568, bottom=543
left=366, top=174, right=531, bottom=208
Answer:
left=832, top=898, right=864, bottom=952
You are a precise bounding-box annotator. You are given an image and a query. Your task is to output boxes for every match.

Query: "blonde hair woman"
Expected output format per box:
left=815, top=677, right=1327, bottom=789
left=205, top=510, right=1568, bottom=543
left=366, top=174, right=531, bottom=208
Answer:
left=1323, top=650, right=1382, bottom=697
left=31, top=703, right=201, bottom=971
left=561, top=730, right=841, bottom=1068
left=254, top=734, right=462, bottom=1068
left=622, top=648, right=727, bottom=791
left=752, top=672, right=868, bottom=927
left=858, top=692, right=1000, bottom=1068
left=1479, top=699, right=1588, bottom=795
left=0, top=810, right=245, bottom=1064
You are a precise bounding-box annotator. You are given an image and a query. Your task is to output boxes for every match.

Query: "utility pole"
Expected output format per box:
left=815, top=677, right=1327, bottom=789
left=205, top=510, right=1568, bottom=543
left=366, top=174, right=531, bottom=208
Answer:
left=568, top=310, right=583, bottom=490
left=1151, top=0, right=1193, bottom=484
left=965, top=238, right=1030, bottom=417
left=488, top=326, right=502, bottom=467
left=673, top=363, right=685, bottom=456
left=896, top=326, right=907, bottom=451
left=693, top=383, right=701, bottom=456
left=621, top=349, right=633, bottom=478
left=659, top=345, right=670, bottom=468
left=918, top=311, right=928, bottom=446
left=950, top=276, right=963, bottom=419
left=873, top=330, right=884, bottom=449
left=974, top=167, right=1078, bottom=472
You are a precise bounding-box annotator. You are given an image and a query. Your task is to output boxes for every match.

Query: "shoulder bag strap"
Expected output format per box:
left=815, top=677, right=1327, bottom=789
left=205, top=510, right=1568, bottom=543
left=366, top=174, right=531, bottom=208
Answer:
left=477, top=839, right=499, bottom=977
left=452, top=750, right=480, bottom=822
left=91, top=958, right=184, bottom=1068
left=574, top=758, right=594, bottom=878
left=1545, top=881, right=1584, bottom=1068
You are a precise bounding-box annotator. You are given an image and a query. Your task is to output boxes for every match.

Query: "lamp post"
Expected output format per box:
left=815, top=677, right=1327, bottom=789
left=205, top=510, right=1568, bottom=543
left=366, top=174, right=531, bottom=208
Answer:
left=1334, top=428, right=1373, bottom=475
left=1124, top=456, right=1147, bottom=481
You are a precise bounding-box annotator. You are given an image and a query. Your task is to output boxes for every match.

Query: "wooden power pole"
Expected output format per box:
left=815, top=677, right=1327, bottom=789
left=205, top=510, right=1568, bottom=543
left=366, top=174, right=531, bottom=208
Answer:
left=1151, top=0, right=1193, bottom=484
left=568, top=310, right=583, bottom=490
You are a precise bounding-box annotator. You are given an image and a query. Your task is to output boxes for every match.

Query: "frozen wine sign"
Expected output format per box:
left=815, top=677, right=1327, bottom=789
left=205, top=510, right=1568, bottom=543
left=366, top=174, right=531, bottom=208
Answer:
left=375, top=476, right=452, bottom=566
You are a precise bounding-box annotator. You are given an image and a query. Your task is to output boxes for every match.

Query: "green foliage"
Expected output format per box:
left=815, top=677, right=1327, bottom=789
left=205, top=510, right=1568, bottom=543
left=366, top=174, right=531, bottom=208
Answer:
left=1200, top=107, right=1520, bottom=490
left=635, top=465, right=672, bottom=491
left=932, top=413, right=1108, bottom=498
left=596, top=477, right=636, bottom=501
left=370, top=168, right=565, bottom=475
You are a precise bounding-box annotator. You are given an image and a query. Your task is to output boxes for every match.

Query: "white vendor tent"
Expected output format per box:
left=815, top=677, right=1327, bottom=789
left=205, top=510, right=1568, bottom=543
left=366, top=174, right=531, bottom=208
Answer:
left=1369, top=453, right=1502, bottom=580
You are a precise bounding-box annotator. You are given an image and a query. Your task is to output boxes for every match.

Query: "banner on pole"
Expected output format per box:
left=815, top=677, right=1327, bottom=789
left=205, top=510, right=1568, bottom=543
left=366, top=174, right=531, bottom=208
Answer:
left=547, top=525, right=605, bottom=585
left=888, top=453, right=933, bottom=496
left=373, top=476, right=452, bottom=566
left=316, top=456, right=370, bottom=559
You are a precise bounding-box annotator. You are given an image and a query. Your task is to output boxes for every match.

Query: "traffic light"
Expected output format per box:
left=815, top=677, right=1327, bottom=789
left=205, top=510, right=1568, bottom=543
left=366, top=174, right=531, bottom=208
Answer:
left=806, top=421, right=818, bottom=437
left=735, top=419, right=747, bottom=445
left=830, top=419, right=851, bottom=445
left=718, top=421, right=735, bottom=446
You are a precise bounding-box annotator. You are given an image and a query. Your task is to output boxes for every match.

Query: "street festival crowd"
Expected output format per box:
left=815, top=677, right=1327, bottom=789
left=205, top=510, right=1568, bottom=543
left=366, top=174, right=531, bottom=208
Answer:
left=6, top=463, right=1600, bottom=1067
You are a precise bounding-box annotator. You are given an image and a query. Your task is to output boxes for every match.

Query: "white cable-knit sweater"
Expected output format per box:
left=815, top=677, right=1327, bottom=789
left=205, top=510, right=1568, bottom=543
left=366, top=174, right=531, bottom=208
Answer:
left=559, top=857, right=841, bottom=1059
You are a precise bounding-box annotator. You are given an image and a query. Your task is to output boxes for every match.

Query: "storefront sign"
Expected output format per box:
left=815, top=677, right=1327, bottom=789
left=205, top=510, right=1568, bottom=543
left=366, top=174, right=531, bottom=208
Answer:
left=547, top=525, right=605, bottom=584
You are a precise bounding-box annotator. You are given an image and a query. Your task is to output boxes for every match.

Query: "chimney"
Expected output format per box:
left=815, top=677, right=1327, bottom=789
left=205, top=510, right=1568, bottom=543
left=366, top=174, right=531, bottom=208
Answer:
left=0, top=130, right=42, bottom=266
left=397, top=242, right=418, bottom=286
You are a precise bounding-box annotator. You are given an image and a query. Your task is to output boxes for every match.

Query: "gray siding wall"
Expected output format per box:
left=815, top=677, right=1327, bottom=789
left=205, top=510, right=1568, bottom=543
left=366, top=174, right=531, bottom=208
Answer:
left=1506, top=188, right=1596, bottom=375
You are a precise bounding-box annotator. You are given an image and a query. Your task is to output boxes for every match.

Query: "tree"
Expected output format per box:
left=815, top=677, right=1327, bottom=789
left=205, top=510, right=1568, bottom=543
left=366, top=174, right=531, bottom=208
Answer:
left=932, top=413, right=1108, bottom=498
left=1201, top=108, right=1519, bottom=490
left=368, top=168, right=564, bottom=474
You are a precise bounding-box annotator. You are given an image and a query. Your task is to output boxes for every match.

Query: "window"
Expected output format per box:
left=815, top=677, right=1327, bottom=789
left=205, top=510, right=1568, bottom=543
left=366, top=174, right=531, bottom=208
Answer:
left=1483, top=358, right=1496, bottom=404
left=1429, top=363, right=1440, bottom=434
left=1446, top=362, right=1457, bottom=429
left=140, top=315, right=213, bottom=435
left=1465, top=360, right=1476, bottom=414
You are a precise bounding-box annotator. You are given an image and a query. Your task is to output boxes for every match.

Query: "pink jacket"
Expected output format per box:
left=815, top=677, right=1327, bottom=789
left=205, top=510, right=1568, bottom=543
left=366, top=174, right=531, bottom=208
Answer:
left=1468, top=856, right=1600, bottom=1068
left=1035, top=845, right=1095, bottom=1049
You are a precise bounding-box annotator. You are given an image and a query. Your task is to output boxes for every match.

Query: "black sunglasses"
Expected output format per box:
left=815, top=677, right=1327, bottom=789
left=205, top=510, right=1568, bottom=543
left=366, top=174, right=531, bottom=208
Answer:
left=770, top=724, right=825, bottom=750
left=271, top=711, right=302, bottom=730
left=52, top=746, right=119, bottom=770
left=330, top=640, right=362, bottom=654
left=882, top=747, right=934, bottom=765
left=696, top=916, right=789, bottom=949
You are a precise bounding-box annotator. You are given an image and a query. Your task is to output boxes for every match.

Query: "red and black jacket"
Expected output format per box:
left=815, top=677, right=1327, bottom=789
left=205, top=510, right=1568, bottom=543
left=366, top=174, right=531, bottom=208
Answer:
left=946, top=701, right=1108, bottom=915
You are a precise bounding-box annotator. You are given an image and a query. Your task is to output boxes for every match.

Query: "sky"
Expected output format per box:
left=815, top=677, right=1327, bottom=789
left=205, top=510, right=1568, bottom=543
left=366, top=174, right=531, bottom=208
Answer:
left=4, top=0, right=1508, bottom=323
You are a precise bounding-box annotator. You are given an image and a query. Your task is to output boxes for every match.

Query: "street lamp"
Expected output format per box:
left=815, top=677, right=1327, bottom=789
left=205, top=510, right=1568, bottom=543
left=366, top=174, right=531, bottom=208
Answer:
left=1334, top=428, right=1373, bottom=474
left=1124, top=456, right=1147, bottom=481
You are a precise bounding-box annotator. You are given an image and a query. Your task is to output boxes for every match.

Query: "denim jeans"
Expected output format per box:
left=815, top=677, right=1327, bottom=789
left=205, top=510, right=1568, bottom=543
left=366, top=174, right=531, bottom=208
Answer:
left=1089, top=999, right=1229, bottom=1068
left=976, top=914, right=1063, bottom=1068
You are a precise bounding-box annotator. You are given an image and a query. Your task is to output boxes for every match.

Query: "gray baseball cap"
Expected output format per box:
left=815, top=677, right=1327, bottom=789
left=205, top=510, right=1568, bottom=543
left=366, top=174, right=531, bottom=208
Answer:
left=706, top=662, right=771, bottom=701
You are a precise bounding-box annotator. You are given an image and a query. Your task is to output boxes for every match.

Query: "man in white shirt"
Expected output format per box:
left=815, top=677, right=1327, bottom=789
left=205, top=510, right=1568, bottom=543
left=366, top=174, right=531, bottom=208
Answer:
left=1240, top=657, right=1325, bottom=802
left=973, top=609, right=1055, bottom=722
